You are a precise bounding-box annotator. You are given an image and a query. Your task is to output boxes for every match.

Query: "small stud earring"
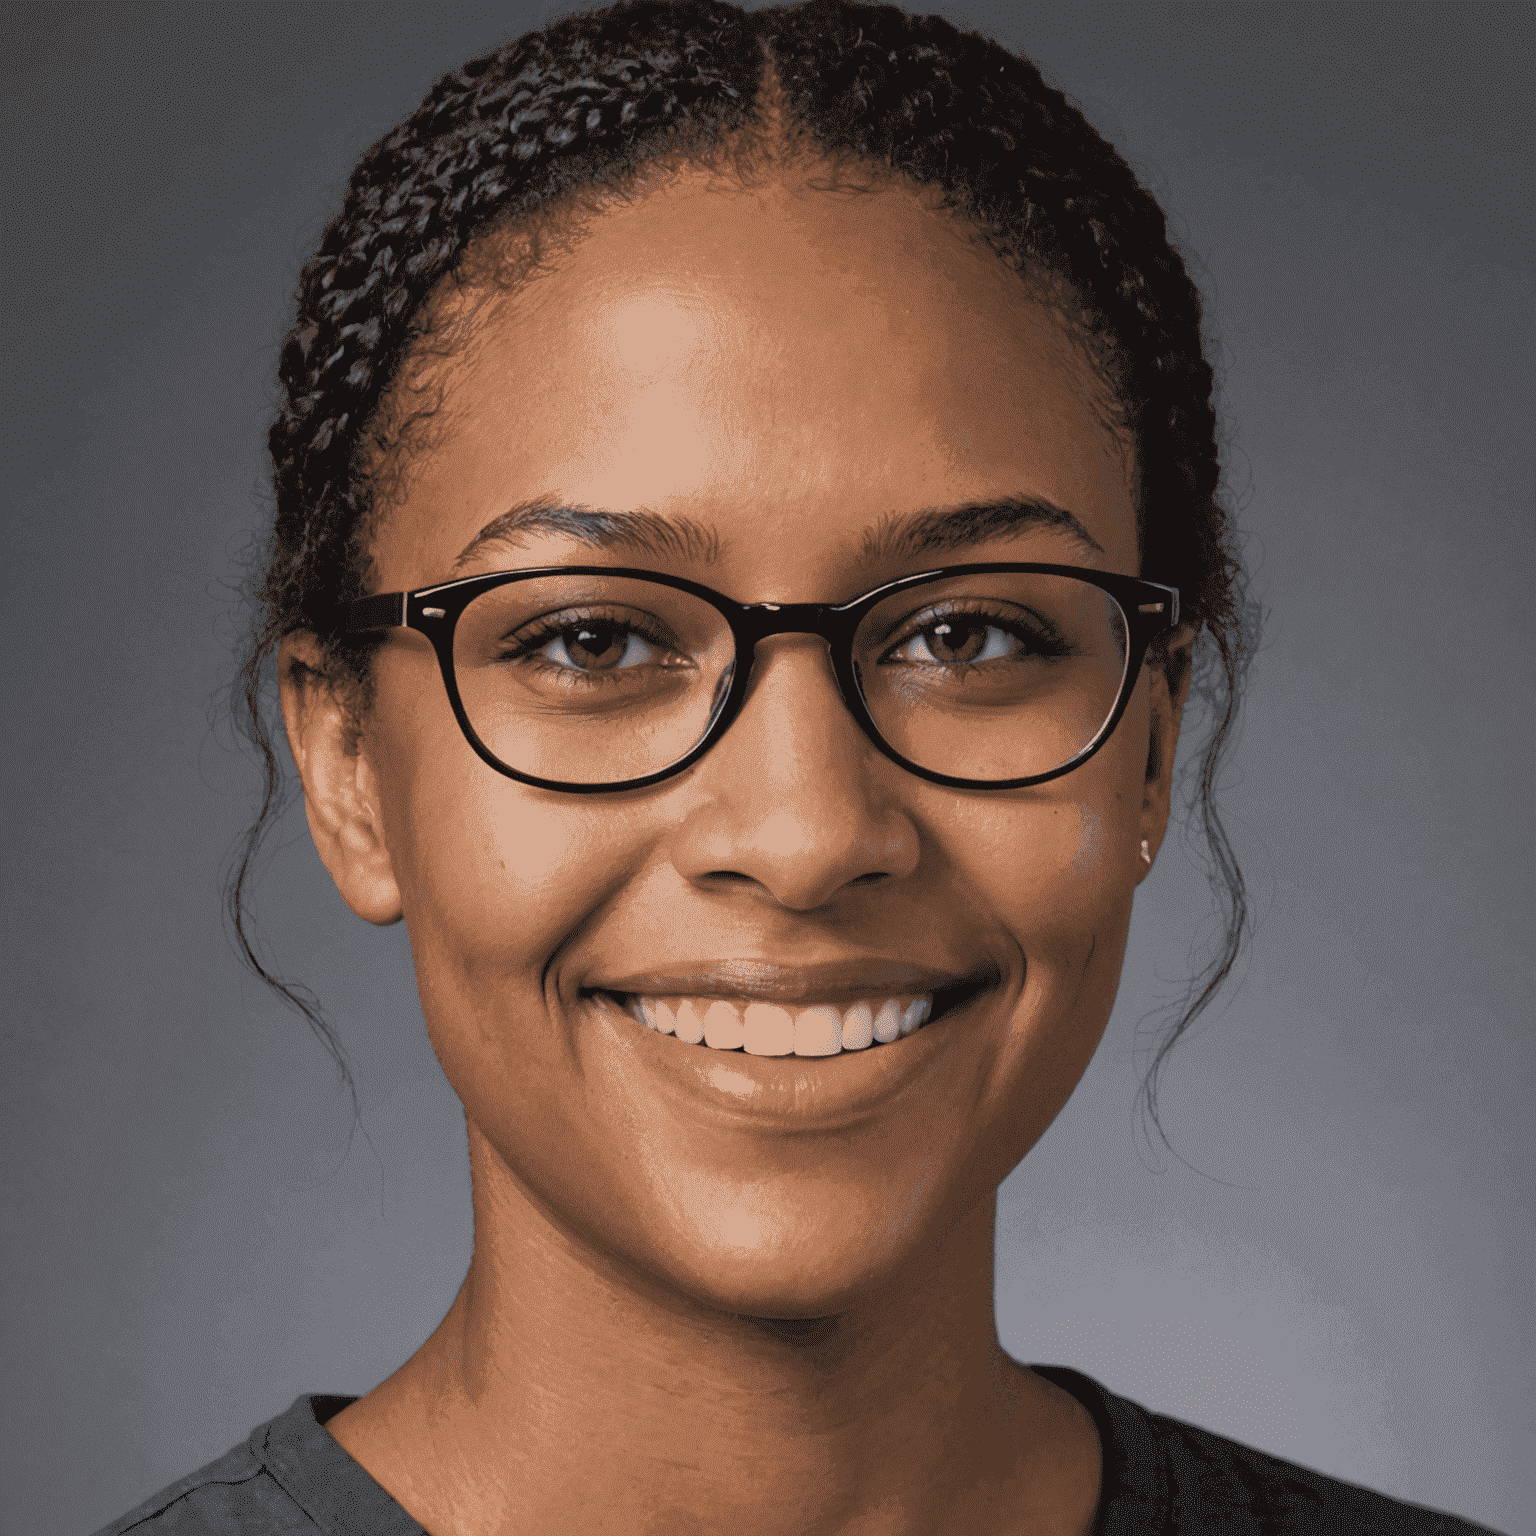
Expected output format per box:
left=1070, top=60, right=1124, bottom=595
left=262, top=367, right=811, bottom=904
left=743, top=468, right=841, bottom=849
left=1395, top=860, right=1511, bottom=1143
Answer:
left=1140, top=838, right=1152, bottom=866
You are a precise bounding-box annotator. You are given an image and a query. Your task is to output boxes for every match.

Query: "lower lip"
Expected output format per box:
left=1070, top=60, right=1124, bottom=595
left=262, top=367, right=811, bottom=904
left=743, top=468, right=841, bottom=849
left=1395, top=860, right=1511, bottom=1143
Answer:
left=578, top=984, right=996, bottom=1132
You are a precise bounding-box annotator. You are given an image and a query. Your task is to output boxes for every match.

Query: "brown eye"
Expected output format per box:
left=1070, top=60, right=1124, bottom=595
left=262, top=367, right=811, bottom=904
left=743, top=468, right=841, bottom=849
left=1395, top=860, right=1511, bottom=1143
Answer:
left=890, top=617, right=1022, bottom=666
left=506, top=614, right=679, bottom=676
left=553, top=622, right=635, bottom=671
left=921, top=618, right=989, bottom=663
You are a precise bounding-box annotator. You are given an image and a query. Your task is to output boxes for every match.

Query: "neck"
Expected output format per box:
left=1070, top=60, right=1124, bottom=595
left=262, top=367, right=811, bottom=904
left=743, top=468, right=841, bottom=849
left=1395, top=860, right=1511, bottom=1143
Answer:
left=330, top=1117, right=1097, bottom=1536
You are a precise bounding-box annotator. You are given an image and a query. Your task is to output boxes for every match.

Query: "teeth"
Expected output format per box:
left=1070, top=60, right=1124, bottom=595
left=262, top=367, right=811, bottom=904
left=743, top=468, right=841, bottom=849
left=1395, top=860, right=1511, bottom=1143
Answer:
left=840, top=1001, right=873, bottom=1051
left=673, top=999, right=706, bottom=1044
left=621, top=992, right=942, bottom=1055
left=640, top=998, right=675, bottom=1035
left=703, top=1000, right=745, bottom=1050
left=742, top=1003, right=795, bottom=1056
left=792, top=1005, right=842, bottom=1058
left=872, top=999, right=903, bottom=1043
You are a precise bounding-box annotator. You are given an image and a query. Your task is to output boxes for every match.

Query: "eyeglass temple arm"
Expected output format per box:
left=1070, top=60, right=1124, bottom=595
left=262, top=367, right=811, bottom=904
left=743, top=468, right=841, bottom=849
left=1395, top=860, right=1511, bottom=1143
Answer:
left=342, top=593, right=409, bottom=633
left=1135, top=586, right=1180, bottom=627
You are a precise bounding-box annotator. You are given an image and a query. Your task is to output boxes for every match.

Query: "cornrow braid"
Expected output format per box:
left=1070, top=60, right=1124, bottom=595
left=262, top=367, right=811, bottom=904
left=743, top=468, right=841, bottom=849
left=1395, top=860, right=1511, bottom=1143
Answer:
left=232, top=0, right=1256, bottom=1145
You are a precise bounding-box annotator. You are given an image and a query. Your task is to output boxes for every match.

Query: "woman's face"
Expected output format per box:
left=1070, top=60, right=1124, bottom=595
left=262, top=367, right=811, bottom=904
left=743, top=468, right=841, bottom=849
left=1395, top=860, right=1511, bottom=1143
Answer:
left=294, top=167, right=1182, bottom=1317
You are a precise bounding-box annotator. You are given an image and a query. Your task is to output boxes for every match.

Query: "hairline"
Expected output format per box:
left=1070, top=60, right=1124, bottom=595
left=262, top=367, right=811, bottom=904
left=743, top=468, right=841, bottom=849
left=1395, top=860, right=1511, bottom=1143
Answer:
left=339, top=57, right=1140, bottom=659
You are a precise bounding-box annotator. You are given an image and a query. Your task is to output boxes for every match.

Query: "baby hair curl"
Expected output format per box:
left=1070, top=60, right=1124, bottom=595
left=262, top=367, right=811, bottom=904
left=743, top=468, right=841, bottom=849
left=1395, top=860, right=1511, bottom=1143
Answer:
left=232, top=0, right=1257, bottom=1147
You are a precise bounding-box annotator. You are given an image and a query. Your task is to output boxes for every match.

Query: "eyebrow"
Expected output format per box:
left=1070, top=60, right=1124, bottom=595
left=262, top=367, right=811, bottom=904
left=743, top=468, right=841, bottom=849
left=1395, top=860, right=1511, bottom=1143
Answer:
left=859, top=496, right=1105, bottom=561
left=454, top=502, right=719, bottom=569
left=452, top=493, right=1103, bottom=571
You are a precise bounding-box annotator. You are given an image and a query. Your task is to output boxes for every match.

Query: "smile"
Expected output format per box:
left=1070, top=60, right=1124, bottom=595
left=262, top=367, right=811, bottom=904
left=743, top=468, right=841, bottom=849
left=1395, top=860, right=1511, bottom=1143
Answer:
left=598, top=980, right=990, bottom=1056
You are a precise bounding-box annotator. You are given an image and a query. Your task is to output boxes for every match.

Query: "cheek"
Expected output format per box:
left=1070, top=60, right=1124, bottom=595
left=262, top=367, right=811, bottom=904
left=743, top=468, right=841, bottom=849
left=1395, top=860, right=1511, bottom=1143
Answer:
left=370, top=676, right=641, bottom=1016
left=932, top=694, right=1147, bottom=1080
left=944, top=735, right=1142, bottom=951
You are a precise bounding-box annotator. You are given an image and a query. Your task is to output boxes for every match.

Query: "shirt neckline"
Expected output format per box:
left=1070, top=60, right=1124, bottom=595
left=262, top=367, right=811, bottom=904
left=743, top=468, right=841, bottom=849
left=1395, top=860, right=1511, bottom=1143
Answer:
left=1027, top=1364, right=1168, bottom=1535
left=254, top=1365, right=1158, bottom=1536
left=252, top=1394, right=426, bottom=1535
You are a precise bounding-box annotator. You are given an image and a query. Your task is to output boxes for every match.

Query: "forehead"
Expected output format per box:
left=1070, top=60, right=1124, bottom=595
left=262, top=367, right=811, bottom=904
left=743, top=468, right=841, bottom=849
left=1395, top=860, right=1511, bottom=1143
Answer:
left=374, top=167, right=1137, bottom=590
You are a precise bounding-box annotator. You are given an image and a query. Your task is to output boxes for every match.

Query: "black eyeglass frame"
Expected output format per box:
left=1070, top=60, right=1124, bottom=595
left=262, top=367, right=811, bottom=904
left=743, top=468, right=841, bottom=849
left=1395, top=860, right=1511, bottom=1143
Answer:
left=343, top=563, right=1180, bottom=794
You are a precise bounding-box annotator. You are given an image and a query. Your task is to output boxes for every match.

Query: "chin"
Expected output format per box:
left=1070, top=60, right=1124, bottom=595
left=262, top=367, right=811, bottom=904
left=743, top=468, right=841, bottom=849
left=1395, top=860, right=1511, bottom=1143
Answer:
left=616, top=1168, right=984, bottom=1323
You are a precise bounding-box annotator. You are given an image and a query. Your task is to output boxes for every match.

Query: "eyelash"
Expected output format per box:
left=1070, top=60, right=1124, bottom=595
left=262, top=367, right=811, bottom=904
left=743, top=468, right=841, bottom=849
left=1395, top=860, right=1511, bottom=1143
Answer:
left=879, top=603, right=1067, bottom=664
left=498, top=612, right=687, bottom=686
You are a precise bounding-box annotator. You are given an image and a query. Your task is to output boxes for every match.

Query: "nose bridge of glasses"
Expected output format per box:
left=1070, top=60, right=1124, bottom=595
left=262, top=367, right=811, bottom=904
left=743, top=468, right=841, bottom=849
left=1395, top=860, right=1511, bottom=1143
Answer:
left=732, top=606, right=856, bottom=715
left=738, top=600, right=839, bottom=628
left=737, top=603, right=845, bottom=679
left=735, top=601, right=859, bottom=653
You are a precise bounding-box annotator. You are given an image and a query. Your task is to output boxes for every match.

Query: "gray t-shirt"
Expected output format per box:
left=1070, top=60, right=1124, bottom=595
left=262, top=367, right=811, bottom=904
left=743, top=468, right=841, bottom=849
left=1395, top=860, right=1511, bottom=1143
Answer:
left=91, top=1366, right=1503, bottom=1535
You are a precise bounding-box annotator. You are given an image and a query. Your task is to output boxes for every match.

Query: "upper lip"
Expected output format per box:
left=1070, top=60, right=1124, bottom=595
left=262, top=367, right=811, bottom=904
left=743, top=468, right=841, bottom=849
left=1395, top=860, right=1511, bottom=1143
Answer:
left=588, top=957, right=997, bottom=1006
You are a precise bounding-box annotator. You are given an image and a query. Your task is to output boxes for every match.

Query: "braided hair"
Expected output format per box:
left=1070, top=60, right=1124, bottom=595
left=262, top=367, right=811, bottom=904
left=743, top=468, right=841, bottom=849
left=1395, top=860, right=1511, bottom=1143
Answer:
left=233, top=0, right=1256, bottom=1145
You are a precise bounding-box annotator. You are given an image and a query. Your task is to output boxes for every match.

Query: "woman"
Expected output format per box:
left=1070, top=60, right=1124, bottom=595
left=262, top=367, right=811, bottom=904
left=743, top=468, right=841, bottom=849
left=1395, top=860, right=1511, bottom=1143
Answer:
left=94, top=2, right=1504, bottom=1532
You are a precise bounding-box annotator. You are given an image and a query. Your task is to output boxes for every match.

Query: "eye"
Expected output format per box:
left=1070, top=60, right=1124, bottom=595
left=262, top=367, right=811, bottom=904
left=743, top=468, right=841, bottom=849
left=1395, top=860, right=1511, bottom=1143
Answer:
left=887, top=615, right=1025, bottom=666
left=538, top=621, right=667, bottom=672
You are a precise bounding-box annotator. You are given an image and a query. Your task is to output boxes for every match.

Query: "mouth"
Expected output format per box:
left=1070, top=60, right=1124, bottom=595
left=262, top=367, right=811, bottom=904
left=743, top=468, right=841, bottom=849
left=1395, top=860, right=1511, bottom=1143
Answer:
left=584, top=977, right=994, bottom=1058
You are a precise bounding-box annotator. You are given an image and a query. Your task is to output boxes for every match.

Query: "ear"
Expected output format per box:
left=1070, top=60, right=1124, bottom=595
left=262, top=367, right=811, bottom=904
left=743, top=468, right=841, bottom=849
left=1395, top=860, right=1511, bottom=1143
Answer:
left=278, top=633, right=404, bottom=925
left=1136, top=627, right=1195, bottom=886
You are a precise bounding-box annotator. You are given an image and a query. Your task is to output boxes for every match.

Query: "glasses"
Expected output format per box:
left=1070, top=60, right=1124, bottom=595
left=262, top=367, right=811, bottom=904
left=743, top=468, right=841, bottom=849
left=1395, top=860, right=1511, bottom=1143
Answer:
left=343, top=563, right=1179, bottom=794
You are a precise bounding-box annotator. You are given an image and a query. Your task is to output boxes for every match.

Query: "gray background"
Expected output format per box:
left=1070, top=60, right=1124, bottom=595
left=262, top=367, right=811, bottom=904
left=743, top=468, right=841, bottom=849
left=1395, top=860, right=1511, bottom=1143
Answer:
left=3, top=3, right=1530, bottom=1532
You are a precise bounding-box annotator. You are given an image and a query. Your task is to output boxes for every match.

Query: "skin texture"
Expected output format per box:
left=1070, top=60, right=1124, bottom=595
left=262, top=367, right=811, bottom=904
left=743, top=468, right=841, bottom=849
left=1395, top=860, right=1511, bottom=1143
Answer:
left=281, top=158, right=1190, bottom=1535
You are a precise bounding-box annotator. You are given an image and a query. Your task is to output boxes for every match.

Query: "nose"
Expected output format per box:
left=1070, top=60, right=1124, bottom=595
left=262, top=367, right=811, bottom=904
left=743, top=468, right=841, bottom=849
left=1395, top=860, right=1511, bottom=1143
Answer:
left=667, top=634, right=921, bottom=911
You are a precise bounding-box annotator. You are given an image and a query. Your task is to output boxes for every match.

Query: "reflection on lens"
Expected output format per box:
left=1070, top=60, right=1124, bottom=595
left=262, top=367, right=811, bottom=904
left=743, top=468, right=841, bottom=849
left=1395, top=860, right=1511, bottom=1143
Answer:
left=453, top=576, right=735, bottom=784
left=855, top=573, right=1128, bottom=781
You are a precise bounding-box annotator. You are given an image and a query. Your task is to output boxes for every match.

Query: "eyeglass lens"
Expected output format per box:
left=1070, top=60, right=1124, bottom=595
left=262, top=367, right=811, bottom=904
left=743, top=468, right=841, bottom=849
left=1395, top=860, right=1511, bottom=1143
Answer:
left=450, top=572, right=1130, bottom=786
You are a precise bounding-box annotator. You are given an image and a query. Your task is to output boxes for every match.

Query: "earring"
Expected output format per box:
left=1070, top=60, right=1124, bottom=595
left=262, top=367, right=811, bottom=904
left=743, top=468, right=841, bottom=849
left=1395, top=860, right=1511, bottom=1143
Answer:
left=1140, top=838, right=1152, bottom=866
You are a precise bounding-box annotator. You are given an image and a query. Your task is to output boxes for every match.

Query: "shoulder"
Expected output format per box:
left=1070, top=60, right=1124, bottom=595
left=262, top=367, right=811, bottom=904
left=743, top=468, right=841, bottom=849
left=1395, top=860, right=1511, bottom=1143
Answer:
left=1127, top=1408, right=1504, bottom=1536
left=88, top=1395, right=424, bottom=1536
left=1029, top=1365, right=1508, bottom=1536
left=88, top=1438, right=302, bottom=1535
